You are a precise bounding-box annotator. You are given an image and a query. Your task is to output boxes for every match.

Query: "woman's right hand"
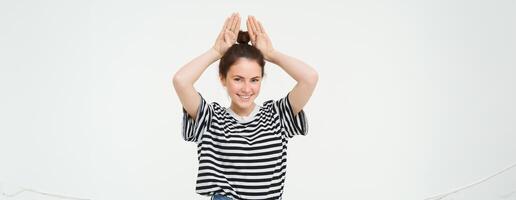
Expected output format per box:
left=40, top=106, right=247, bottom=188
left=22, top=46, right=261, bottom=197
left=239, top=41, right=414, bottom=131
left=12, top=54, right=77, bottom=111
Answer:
left=212, top=13, right=241, bottom=57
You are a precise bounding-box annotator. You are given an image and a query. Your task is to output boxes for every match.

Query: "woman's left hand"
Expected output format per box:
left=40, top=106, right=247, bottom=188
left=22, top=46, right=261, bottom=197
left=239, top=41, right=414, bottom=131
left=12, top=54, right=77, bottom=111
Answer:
left=212, top=13, right=241, bottom=57
left=246, top=16, right=275, bottom=61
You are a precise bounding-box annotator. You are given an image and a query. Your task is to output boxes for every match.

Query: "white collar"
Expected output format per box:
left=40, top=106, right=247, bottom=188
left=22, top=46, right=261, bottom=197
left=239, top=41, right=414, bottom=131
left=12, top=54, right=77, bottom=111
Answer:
left=226, top=104, right=260, bottom=123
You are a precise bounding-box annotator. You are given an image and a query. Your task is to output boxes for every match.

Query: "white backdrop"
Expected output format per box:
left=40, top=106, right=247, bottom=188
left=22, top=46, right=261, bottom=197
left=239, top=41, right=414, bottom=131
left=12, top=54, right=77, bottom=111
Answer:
left=1, top=0, right=515, bottom=200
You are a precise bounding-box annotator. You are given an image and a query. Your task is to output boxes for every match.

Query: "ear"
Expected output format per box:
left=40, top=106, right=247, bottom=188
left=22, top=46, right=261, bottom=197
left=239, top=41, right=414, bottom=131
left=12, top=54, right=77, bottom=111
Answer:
left=219, top=75, right=226, bottom=87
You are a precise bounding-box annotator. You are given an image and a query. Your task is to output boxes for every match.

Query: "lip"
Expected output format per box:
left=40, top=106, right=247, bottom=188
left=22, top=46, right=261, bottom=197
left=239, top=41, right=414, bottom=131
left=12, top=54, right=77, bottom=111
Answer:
left=237, top=94, right=253, bottom=101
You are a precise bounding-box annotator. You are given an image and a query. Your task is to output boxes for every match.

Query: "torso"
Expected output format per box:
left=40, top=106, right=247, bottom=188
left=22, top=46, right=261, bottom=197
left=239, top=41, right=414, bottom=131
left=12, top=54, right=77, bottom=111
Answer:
left=195, top=100, right=289, bottom=200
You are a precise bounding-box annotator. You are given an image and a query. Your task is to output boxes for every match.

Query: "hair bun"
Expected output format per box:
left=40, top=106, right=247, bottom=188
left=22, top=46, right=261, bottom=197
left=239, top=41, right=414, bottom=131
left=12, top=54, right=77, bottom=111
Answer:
left=237, top=31, right=251, bottom=45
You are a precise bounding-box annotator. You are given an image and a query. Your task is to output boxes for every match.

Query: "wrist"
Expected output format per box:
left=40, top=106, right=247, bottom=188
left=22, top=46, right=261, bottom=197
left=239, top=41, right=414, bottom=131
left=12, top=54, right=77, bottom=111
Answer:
left=210, top=47, right=223, bottom=60
left=266, top=49, right=279, bottom=63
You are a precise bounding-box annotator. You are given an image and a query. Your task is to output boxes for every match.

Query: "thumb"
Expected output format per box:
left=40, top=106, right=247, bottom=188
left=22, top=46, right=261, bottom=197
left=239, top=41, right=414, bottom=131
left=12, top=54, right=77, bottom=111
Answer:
left=224, top=30, right=233, bottom=43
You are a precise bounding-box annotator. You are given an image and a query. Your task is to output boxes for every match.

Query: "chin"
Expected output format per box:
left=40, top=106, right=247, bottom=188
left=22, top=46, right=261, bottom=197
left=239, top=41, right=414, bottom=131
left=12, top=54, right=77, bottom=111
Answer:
left=235, top=100, right=253, bottom=108
left=231, top=96, right=255, bottom=108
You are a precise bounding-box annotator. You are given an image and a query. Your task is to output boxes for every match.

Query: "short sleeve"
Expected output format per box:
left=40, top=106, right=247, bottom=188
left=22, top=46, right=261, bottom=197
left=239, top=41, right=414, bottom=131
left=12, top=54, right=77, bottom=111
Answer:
left=181, top=94, right=213, bottom=142
left=273, top=92, right=308, bottom=138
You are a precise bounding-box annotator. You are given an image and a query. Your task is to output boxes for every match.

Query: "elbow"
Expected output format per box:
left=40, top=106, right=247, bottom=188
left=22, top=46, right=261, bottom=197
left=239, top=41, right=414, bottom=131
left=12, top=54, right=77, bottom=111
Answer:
left=172, top=74, right=181, bottom=87
left=172, top=73, right=190, bottom=88
left=305, top=70, right=319, bottom=85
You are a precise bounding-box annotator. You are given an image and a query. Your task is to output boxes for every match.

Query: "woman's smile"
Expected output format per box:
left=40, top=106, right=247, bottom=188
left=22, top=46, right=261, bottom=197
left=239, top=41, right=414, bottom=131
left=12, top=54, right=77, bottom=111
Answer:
left=237, top=94, right=252, bottom=100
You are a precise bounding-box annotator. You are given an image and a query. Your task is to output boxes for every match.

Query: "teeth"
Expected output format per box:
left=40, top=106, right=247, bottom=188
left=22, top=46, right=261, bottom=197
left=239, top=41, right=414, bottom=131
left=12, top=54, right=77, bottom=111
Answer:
left=238, top=94, right=251, bottom=99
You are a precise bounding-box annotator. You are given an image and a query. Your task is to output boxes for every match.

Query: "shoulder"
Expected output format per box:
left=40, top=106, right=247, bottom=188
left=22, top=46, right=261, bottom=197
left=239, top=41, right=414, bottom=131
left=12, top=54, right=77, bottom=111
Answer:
left=208, top=101, right=227, bottom=117
left=196, top=93, right=227, bottom=119
left=263, top=94, right=289, bottom=108
left=197, top=94, right=222, bottom=111
left=261, top=99, right=277, bottom=114
left=262, top=99, right=274, bottom=107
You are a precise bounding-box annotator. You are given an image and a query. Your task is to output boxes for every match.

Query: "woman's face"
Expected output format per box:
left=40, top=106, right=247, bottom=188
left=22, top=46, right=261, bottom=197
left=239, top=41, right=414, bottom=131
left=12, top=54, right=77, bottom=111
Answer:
left=220, top=58, right=263, bottom=111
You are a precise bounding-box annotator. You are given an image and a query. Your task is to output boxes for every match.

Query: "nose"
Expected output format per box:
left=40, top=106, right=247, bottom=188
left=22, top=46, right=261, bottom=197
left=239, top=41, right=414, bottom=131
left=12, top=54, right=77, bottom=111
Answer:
left=242, top=81, right=252, bottom=93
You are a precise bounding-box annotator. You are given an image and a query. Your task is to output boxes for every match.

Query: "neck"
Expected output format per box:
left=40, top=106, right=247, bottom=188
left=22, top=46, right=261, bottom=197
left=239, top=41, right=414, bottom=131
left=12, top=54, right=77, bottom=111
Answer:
left=230, top=102, right=256, bottom=117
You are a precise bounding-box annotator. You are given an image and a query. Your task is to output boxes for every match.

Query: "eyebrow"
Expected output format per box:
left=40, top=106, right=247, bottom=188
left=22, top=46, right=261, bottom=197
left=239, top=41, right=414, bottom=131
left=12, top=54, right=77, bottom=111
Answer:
left=231, top=75, right=261, bottom=79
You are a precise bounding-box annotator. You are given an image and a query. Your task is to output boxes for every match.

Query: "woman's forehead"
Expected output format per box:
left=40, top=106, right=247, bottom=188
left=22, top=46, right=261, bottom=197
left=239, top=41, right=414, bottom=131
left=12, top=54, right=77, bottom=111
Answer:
left=228, top=58, right=262, bottom=77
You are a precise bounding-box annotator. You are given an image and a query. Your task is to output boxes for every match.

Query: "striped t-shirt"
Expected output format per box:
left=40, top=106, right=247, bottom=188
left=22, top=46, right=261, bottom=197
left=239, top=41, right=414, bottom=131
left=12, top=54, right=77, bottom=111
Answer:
left=181, top=92, right=308, bottom=200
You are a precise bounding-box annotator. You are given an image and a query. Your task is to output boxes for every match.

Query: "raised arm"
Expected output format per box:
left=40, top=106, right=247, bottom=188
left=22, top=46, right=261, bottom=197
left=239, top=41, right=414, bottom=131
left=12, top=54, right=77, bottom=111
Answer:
left=173, top=13, right=241, bottom=119
left=269, top=51, right=318, bottom=116
left=247, top=16, right=319, bottom=116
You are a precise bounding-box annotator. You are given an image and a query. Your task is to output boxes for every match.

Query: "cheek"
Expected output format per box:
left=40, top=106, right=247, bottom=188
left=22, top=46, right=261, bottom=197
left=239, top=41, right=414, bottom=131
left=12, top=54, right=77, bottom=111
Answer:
left=227, top=82, right=240, bottom=93
left=252, top=83, right=262, bottom=91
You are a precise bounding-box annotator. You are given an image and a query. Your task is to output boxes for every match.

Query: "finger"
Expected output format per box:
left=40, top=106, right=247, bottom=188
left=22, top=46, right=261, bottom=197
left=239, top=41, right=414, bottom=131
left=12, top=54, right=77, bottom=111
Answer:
left=257, top=20, right=266, bottom=34
left=217, top=18, right=229, bottom=41
left=232, top=13, right=240, bottom=35
left=246, top=16, right=252, bottom=33
left=252, top=16, right=263, bottom=33
left=248, top=16, right=258, bottom=44
left=222, top=16, right=231, bottom=33
left=224, top=30, right=229, bottom=42
left=224, top=30, right=231, bottom=44
left=249, top=16, right=258, bottom=33
left=249, top=16, right=256, bottom=33
left=245, top=16, right=254, bottom=35
left=229, top=13, right=237, bottom=32
left=224, top=14, right=233, bottom=32
left=246, top=17, right=256, bottom=42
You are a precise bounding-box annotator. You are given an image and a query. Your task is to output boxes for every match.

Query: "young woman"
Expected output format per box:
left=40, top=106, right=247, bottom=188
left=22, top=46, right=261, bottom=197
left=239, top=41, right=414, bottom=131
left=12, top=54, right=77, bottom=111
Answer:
left=173, top=13, right=318, bottom=200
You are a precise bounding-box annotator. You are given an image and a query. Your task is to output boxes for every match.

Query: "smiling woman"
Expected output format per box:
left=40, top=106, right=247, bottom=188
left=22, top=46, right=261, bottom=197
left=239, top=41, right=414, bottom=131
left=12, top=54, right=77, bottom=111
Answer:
left=222, top=58, right=262, bottom=112
left=218, top=33, right=265, bottom=117
left=172, top=12, right=318, bottom=200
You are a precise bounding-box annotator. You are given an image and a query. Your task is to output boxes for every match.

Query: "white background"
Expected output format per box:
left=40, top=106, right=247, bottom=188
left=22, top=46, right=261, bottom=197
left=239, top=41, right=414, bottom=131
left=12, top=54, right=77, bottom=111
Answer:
left=1, top=0, right=515, bottom=200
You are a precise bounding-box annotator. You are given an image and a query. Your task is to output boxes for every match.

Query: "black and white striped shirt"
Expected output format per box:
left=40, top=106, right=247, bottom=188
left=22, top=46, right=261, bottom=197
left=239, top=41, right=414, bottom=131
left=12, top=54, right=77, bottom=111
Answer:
left=181, top=92, right=308, bottom=200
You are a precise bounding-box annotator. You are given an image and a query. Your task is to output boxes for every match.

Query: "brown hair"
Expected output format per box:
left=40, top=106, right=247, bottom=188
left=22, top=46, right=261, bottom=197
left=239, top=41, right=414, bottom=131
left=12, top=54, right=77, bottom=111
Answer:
left=219, top=31, right=265, bottom=79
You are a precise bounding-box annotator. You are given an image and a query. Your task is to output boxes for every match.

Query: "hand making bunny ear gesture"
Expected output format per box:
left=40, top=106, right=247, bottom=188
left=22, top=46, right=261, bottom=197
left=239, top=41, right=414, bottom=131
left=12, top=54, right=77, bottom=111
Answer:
left=212, top=13, right=241, bottom=56
left=247, top=16, right=275, bottom=61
